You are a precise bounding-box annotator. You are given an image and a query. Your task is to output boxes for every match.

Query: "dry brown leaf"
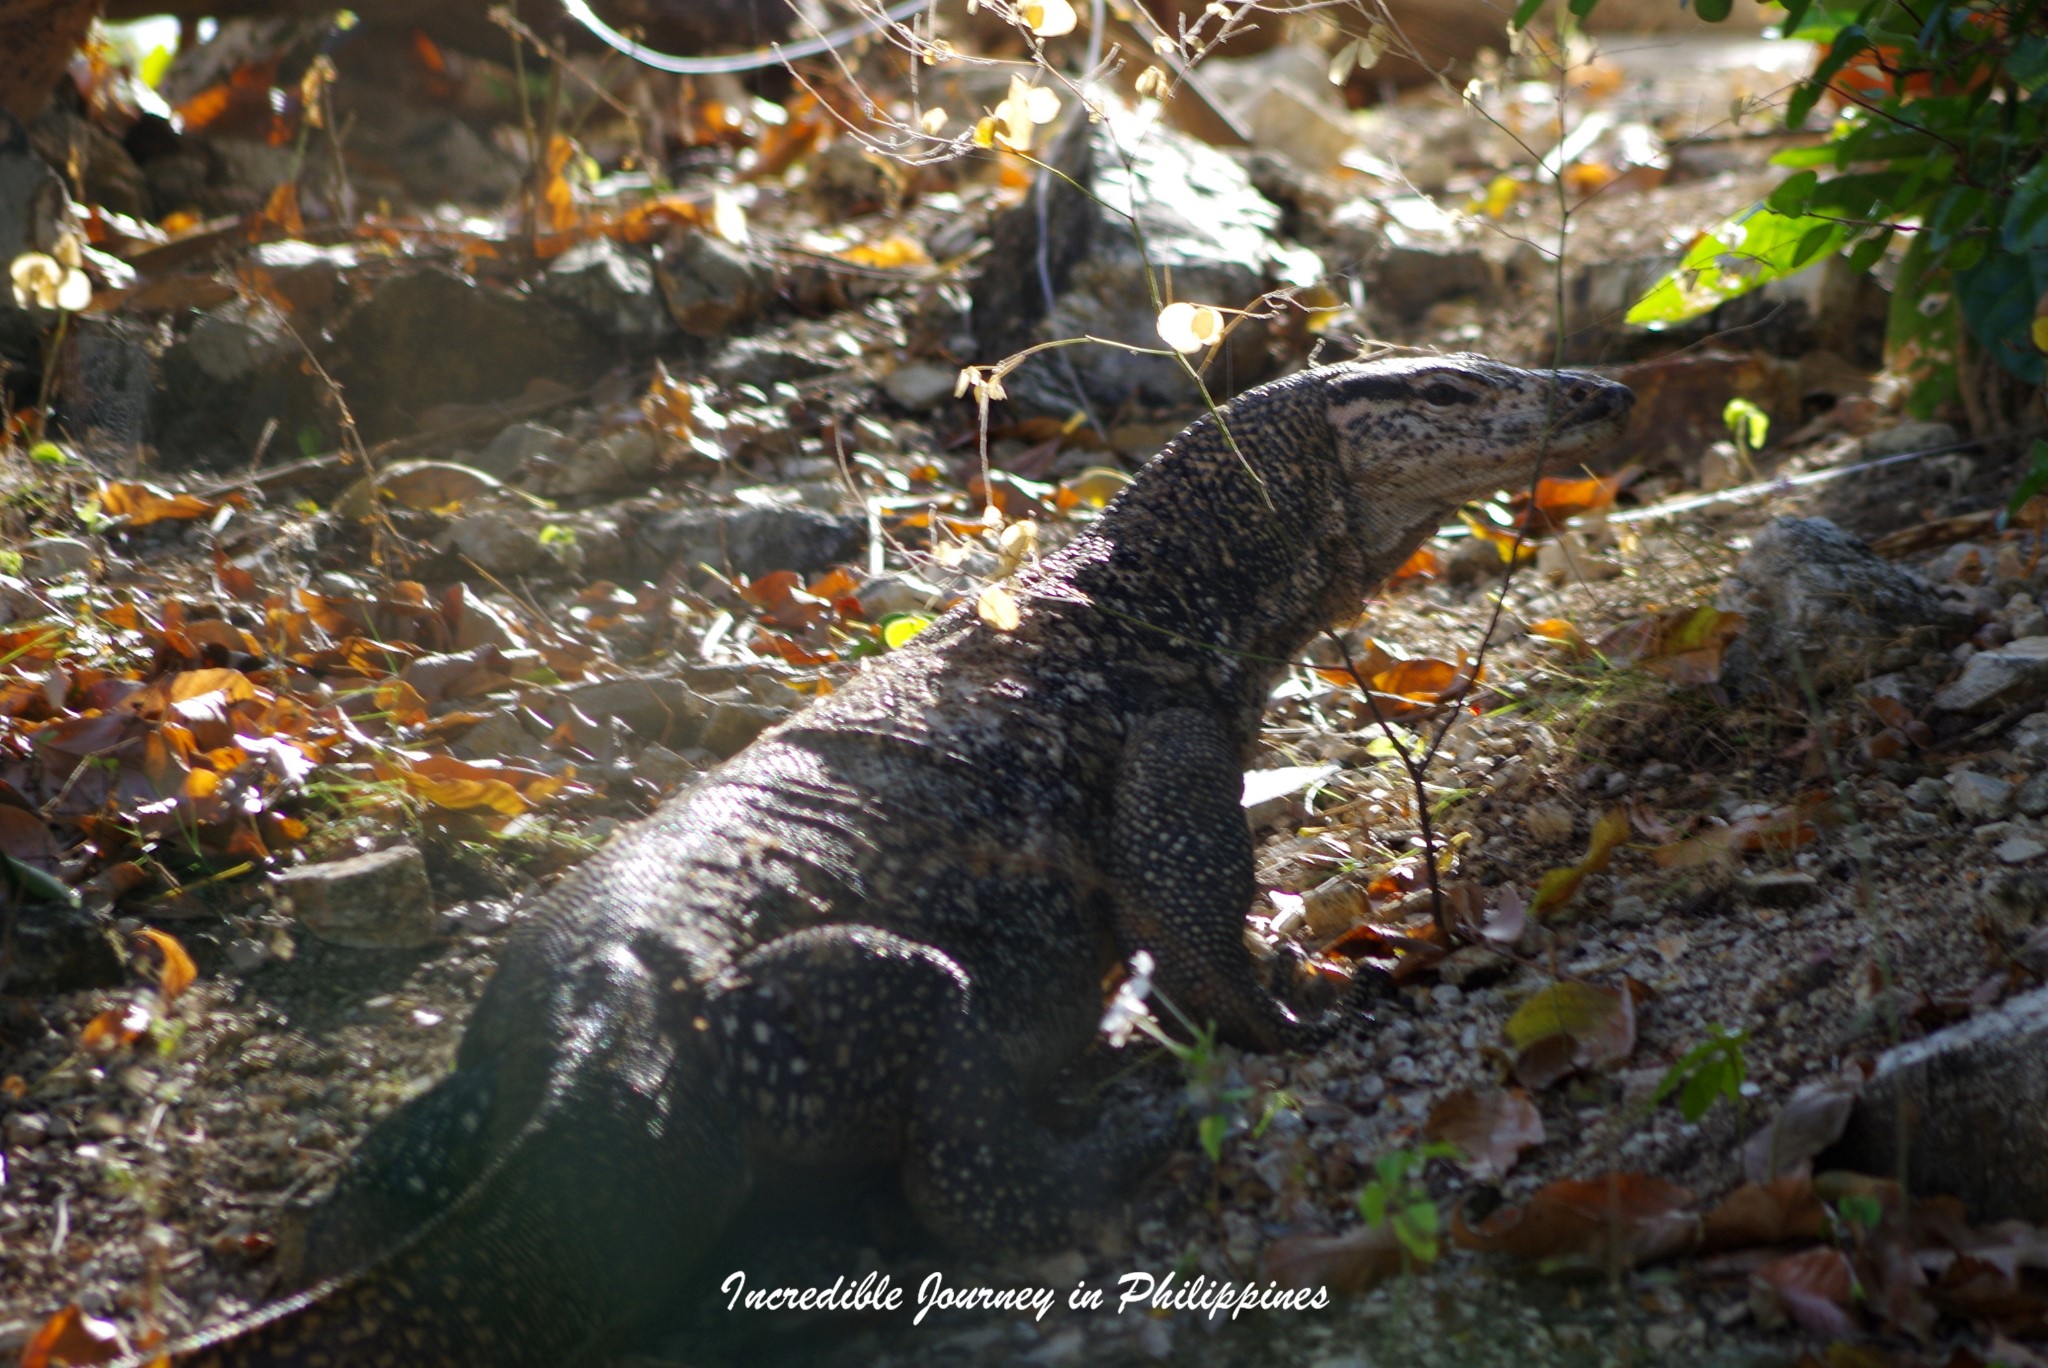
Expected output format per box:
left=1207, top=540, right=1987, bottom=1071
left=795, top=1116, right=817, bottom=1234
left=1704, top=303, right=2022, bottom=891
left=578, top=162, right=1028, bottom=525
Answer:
left=1529, top=806, right=1629, bottom=918
left=1425, top=1088, right=1545, bottom=1182
left=1702, top=1175, right=1830, bottom=1252
left=1503, top=979, right=1636, bottom=1088
left=1750, top=1246, right=1858, bottom=1338
left=1260, top=1224, right=1405, bottom=1293
left=1454, top=1173, right=1698, bottom=1266
left=96, top=481, right=222, bottom=527
left=1743, top=1076, right=1862, bottom=1183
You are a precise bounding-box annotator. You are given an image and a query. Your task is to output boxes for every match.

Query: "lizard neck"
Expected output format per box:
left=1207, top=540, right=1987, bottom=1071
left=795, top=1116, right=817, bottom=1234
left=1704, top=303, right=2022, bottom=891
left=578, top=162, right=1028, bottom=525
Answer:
left=1049, top=388, right=1370, bottom=749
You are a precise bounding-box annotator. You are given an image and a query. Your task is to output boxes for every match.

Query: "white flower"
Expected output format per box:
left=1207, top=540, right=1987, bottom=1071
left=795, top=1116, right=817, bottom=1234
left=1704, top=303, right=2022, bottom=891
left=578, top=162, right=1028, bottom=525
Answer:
left=1156, top=301, right=1222, bottom=353
left=10, top=251, right=90, bottom=311
left=1100, top=949, right=1157, bottom=1048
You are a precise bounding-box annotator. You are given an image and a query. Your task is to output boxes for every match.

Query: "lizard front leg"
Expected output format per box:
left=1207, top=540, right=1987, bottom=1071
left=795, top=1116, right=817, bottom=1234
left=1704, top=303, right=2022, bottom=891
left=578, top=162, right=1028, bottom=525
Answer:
left=1111, top=707, right=1342, bottom=1054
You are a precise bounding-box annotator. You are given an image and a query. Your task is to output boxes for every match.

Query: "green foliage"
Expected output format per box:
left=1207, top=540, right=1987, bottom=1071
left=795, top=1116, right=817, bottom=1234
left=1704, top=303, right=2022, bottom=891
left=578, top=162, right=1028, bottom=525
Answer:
left=2008, top=438, right=2048, bottom=516
left=1722, top=398, right=1771, bottom=452
left=1615, top=0, right=2048, bottom=416
left=1358, top=1142, right=1458, bottom=1265
left=1652, top=1024, right=1748, bottom=1123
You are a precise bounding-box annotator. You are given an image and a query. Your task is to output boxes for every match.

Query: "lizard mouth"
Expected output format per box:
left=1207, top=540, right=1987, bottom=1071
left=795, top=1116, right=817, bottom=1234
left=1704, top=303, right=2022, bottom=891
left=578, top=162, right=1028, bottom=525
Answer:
left=1541, top=376, right=1635, bottom=457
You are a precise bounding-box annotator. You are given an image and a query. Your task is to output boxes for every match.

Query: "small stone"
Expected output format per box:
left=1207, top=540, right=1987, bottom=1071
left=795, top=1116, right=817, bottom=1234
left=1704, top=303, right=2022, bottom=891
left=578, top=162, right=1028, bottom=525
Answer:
left=2017, top=772, right=2048, bottom=818
left=882, top=361, right=961, bottom=412
left=1861, top=420, right=1961, bottom=461
left=1950, top=770, right=2015, bottom=820
left=633, top=744, right=697, bottom=794
left=1522, top=801, right=1575, bottom=845
left=449, top=509, right=549, bottom=578
left=225, top=937, right=268, bottom=972
left=1935, top=637, right=2048, bottom=712
left=272, top=845, right=436, bottom=949
left=470, top=421, right=572, bottom=480
left=1999, top=836, right=2048, bottom=865
left=1904, top=776, right=1951, bottom=811
left=4, top=1111, right=49, bottom=1146
left=21, top=536, right=93, bottom=578
left=854, top=572, right=947, bottom=619
left=699, top=700, right=786, bottom=759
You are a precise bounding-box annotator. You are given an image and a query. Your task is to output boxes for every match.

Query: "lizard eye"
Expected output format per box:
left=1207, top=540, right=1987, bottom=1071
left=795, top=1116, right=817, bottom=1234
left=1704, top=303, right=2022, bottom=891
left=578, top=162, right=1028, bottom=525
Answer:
left=1420, top=381, right=1471, bottom=406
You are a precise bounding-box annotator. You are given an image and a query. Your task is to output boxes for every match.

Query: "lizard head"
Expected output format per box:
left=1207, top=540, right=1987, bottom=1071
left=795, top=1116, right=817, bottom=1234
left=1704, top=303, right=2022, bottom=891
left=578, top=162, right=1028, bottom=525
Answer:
left=1320, top=354, right=1634, bottom=517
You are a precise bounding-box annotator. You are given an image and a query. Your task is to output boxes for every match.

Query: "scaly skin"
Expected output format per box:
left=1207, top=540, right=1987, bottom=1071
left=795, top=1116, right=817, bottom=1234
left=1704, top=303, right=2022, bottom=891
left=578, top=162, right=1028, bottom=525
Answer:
left=114, top=355, right=1631, bottom=1366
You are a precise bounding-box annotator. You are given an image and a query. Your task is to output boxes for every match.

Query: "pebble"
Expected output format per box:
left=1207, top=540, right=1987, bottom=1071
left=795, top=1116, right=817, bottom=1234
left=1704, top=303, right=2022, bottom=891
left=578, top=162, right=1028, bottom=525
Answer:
left=1949, top=769, right=2015, bottom=820
left=1999, top=836, right=2048, bottom=864
left=882, top=360, right=961, bottom=411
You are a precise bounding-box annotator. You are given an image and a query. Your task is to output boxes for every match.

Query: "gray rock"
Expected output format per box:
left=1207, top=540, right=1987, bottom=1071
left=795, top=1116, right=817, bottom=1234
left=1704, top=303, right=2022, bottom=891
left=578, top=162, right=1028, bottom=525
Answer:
left=327, top=267, right=600, bottom=442
left=1998, top=835, right=2048, bottom=864
left=655, top=230, right=770, bottom=338
left=883, top=361, right=961, bottom=412
left=1904, top=776, right=1951, bottom=812
left=1950, top=769, right=2015, bottom=820
left=525, top=428, right=660, bottom=498
left=854, top=572, right=947, bottom=619
left=1369, top=195, right=1503, bottom=319
left=21, top=536, right=93, bottom=578
left=272, top=845, right=436, bottom=949
left=1935, top=636, right=2048, bottom=712
left=1861, top=420, right=1961, bottom=461
left=1826, top=985, right=2048, bottom=1221
left=705, top=336, right=839, bottom=388
left=969, top=114, right=1315, bottom=415
left=1715, top=517, right=1968, bottom=697
left=640, top=500, right=865, bottom=580
left=449, top=509, right=550, bottom=578
left=699, top=699, right=786, bottom=758
left=0, top=116, right=67, bottom=268
left=541, top=676, right=707, bottom=750
left=154, top=298, right=316, bottom=467
left=2017, top=772, right=2048, bottom=819
left=470, top=422, right=572, bottom=480
left=541, top=238, right=672, bottom=347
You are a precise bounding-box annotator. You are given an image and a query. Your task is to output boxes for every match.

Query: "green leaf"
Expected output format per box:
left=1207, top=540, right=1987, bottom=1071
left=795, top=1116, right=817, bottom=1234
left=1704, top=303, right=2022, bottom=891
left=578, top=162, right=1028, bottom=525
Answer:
left=2003, top=162, right=2048, bottom=255
left=1723, top=398, right=1770, bottom=450
left=1766, top=170, right=1819, bottom=215
left=1790, top=25, right=1866, bottom=128
left=2005, top=439, right=2048, bottom=520
left=1198, top=1112, right=1229, bottom=1162
left=2, top=853, right=79, bottom=908
left=1512, top=0, right=1547, bottom=27
left=1626, top=207, right=1847, bottom=327
left=1844, top=227, right=1894, bottom=273
left=1926, top=184, right=1990, bottom=250
left=1694, top=0, right=1732, bottom=19
left=1957, top=250, right=2048, bottom=385
left=1360, top=1184, right=1389, bottom=1226
left=28, top=441, right=69, bottom=465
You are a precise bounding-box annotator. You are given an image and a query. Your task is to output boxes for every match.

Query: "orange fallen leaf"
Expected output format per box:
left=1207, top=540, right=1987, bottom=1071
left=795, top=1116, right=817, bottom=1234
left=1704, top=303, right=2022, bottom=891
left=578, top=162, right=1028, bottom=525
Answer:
left=96, top=481, right=222, bottom=527
left=1260, top=1225, right=1405, bottom=1293
left=20, top=1304, right=123, bottom=1368
left=134, top=927, right=197, bottom=1004
left=80, top=998, right=153, bottom=1052
left=1387, top=544, right=1441, bottom=585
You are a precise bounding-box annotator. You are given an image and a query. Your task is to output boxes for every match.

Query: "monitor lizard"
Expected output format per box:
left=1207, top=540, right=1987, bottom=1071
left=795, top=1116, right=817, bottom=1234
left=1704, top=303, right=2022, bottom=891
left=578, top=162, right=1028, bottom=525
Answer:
left=110, top=354, right=1633, bottom=1366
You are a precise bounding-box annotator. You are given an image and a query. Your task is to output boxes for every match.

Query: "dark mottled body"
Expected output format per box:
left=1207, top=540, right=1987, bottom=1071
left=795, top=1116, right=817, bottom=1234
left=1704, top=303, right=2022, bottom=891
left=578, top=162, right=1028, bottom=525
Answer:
left=134, top=356, right=1631, bottom=1366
